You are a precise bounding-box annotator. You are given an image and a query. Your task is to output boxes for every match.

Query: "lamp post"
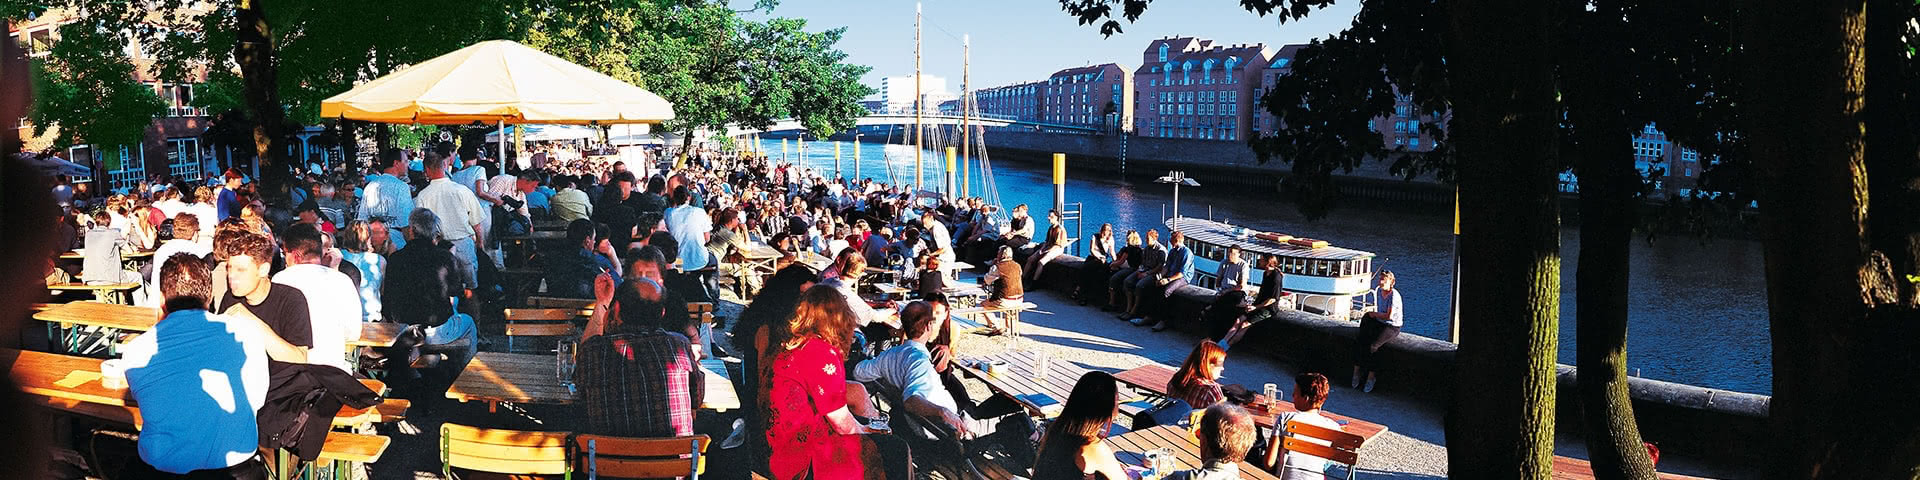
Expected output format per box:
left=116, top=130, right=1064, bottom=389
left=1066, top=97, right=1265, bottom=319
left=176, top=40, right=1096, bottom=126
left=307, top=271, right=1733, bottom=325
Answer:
left=1156, top=170, right=1200, bottom=233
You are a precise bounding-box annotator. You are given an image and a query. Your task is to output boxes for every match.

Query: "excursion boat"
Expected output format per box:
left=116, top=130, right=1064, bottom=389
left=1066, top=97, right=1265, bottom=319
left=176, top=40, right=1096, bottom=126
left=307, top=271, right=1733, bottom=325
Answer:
left=1169, top=217, right=1378, bottom=318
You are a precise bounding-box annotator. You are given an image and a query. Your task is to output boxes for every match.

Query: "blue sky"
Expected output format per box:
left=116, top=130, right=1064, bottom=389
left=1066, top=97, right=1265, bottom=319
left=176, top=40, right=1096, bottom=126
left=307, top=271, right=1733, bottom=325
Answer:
left=745, top=0, right=1362, bottom=98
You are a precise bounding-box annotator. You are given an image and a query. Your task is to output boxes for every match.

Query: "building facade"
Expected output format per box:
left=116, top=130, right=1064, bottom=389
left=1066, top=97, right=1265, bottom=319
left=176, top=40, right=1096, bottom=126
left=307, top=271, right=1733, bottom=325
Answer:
left=975, top=81, right=1041, bottom=122
left=1132, top=37, right=1273, bottom=142
left=1041, top=63, right=1131, bottom=132
left=877, top=74, right=957, bottom=114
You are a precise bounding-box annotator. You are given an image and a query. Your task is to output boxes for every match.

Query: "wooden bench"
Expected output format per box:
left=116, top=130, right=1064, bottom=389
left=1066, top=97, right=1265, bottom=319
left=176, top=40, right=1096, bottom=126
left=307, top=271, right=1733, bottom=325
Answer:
left=440, top=424, right=570, bottom=478
left=528, top=295, right=595, bottom=310
left=314, top=431, right=392, bottom=463
left=46, top=282, right=141, bottom=304
left=502, top=308, right=586, bottom=352
left=688, top=301, right=716, bottom=326
left=573, top=433, right=710, bottom=479
left=1550, top=455, right=1713, bottom=480
left=951, top=301, right=1037, bottom=338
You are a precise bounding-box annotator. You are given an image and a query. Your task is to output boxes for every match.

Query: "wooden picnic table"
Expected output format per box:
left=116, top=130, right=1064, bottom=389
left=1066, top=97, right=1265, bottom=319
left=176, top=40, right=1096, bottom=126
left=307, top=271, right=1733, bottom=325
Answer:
left=1111, top=363, right=1389, bottom=443
left=446, top=351, right=740, bottom=413
left=1106, top=425, right=1283, bottom=480
left=955, top=349, right=1116, bottom=419
left=58, top=249, right=157, bottom=261
left=33, top=302, right=403, bottom=348
left=1551, top=456, right=1711, bottom=480
left=3, top=347, right=392, bottom=422
left=533, top=219, right=569, bottom=231
left=46, top=282, right=141, bottom=304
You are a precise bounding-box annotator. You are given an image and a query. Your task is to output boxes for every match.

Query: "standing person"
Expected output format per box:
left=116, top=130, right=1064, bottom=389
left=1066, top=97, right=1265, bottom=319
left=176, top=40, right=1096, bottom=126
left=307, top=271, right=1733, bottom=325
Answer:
left=762, top=286, right=902, bottom=480
left=1216, top=245, right=1251, bottom=293
left=1030, top=371, right=1129, bottom=480
left=1351, top=271, right=1402, bottom=393
left=215, top=170, right=243, bottom=221
left=337, top=220, right=386, bottom=322
left=272, top=223, right=364, bottom=372
left=1076, top=223, right=1116, bottom=305
left=480, top=170, right=539, bottom=269
left=1270, top=373, right=1343, bottom=480
left=1134, top=231, right=1193, bottom=332
left=414, top=150, right=487, bottom=289
left=360, top=149, right=416, bottom=250
left=664, top=185, right=714, bottom=273
left=1025, top=209, right=1069, bottom=282
left=1169, top=404, right=1258, bottom=480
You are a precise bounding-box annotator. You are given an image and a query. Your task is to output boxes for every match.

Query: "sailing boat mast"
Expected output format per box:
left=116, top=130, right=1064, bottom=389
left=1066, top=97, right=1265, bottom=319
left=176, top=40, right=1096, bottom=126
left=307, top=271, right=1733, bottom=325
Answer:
left=913, top=2, right=923, bottom=194
left=961, top=34, right=971, bottom=199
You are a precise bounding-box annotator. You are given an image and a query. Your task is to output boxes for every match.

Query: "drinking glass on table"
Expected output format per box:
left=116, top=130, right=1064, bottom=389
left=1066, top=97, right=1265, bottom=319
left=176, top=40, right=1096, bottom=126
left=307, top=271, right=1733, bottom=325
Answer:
left=556, top=339, right=578, bottom=388
left=1264, top=382, right=1280, bottom=409
left=1033, top=350, right=1051, bottom=380
left=1152, top=447, right=1176, bottom=476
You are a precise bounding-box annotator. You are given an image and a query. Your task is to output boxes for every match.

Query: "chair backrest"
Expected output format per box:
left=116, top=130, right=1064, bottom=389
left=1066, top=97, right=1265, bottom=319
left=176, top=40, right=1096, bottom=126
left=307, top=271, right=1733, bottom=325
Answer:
left=686, top=302, right=715, bottom=326
left=504, top=308, right=586, bottom=337
left=531, top=296, right=597, bottom=310
left=1276, top=419, right=1364, bottom=467
left=572, top=434, right=710, bottom=480
left=440, top=424, right=571, bottom=477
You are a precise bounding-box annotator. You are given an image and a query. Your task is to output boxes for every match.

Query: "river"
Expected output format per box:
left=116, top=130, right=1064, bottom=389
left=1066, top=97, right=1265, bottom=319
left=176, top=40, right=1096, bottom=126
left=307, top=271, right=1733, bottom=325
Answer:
left=753, top=139, right=1773, bottom=395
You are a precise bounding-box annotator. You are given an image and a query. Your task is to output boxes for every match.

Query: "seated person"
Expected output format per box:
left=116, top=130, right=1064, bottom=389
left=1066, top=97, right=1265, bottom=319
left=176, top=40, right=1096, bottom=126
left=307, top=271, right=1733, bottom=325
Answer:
left=213, top=226, right=315, bottom=365
left=380, top=209, right=478, bottom=382
left=916, top=253, right=950, bottom=298
left=576, top=271, right=704, bottom=437
left=621, top=246, right=698, bottom=356
left=547, top=219, right=620, bottom=299
left=120, top=253, right=304, bottom=478
left=862, top=227, right=894, bottom=268
left=648, top=230, right=716, bottom=304
left=1169, top=341, right=1231, bottom=409
left=1031, top=371, right=1129, bottom=480
left=273, top=223, right=364, bottom=372
left=852, top=301, right=1034, bottom=465
left=1169, top=404, right=1258, bottom=480
left=81, top=208, right=138, bottom=284
left=976, top=246, right=1024, bottom=335
left=1273, top=373, right=1343, bottom=480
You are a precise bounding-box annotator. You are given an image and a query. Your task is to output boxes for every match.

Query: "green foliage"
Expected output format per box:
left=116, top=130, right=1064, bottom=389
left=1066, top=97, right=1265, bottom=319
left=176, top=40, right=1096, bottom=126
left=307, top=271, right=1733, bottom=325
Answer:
left=1059, top=0, right=1335, bottom=36
left=389, top=124, right=437, bottom=150
left=26, top=21, right=167, bottom=151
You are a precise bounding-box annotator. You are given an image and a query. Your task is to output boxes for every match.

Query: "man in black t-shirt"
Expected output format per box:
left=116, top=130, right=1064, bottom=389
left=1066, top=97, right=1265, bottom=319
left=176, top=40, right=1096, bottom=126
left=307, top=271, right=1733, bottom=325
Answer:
left=214, top=227, right=315, bottom=360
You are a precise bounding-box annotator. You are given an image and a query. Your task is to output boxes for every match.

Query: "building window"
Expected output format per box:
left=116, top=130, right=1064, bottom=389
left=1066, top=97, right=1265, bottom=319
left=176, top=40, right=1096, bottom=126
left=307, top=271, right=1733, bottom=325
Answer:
left=167, top=137, right=202, bottom=180
left=1410, top=138, right=1421, bottom=148
left=1159, top=44, right=1170, bottom=62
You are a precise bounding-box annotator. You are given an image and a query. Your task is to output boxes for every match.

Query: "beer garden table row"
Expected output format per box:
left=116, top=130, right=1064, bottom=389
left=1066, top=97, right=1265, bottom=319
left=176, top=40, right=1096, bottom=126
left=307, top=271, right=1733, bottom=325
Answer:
left=445, top=351, right=741, bottom=414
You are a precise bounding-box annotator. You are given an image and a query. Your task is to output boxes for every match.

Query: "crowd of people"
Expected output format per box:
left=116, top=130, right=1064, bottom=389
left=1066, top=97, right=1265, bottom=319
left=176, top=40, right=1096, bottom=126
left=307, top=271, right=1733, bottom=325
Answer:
left=36, top=134, right=1410, bottom=479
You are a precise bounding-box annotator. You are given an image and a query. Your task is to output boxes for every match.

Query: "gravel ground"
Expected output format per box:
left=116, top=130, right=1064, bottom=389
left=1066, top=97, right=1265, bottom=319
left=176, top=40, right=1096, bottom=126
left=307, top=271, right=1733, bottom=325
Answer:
left=361, top=269, right=1741, bottom=479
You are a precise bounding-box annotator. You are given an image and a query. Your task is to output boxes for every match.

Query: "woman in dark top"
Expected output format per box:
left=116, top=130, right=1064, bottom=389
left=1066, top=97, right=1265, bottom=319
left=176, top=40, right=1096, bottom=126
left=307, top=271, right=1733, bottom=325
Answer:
left=1076, top=223, right=1115, bottom=305
left=1204, top=289, right=1254, bottom=346
left=1032, top=371, right=1129, bottom=480
left=1105, top=230, right=1144, bottom=312
left=917, top=253, right=949, bottom=297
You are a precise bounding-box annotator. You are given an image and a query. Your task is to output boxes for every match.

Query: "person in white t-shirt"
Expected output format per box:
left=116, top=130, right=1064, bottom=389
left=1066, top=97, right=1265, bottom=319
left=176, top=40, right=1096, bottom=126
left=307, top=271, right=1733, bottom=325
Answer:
left=664, top=185, right=713, bottom=271
left=270, top=223, right=363, bottom=372
left=414, top=150, right=487, bottom=288
left=1273, top=373, right=1344, bottom=480
left=142, top=212, right=212, bottom=307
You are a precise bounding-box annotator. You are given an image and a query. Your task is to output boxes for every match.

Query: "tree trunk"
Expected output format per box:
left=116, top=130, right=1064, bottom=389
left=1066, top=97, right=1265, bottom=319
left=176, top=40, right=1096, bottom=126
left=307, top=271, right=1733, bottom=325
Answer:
left=234, top=0, right=288, bottom=197
left=1444, top=0, right=1562, bottom=476
left=1562, top=1, right=1657, bottom=478
left=1740, top=0, right=1878, bottom=478
left=375, top=123, right=392, bottom=153
left=338, top=119, right=359, bottom=176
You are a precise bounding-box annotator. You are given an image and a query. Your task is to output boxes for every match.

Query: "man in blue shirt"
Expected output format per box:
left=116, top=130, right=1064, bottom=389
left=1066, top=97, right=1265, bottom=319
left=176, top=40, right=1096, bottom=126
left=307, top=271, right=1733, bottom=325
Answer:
left=120, top=253, right=305, bottom=477
left=1135, top=230, right=1194, bottom=331
left=215, top=170, right=243, bottom=221
left=359, top=149, right=416, bottom=250
left=852, top=301, right=1033, bottom=466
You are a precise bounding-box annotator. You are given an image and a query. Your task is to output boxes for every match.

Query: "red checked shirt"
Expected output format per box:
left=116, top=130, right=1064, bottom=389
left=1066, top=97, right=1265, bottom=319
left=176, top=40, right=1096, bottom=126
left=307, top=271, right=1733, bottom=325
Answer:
left=576, top=330, right=703, bottom=437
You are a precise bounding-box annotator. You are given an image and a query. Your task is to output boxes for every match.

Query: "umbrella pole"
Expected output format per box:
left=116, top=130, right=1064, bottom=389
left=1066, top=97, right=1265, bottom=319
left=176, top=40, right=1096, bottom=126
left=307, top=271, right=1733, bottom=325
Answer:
left=498, top=120, right=508, bottom=172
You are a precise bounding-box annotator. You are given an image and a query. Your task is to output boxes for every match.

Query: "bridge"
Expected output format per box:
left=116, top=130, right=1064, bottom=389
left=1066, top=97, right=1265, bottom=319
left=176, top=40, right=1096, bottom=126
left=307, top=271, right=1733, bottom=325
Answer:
left=731, top=111, right=1101, bottom=136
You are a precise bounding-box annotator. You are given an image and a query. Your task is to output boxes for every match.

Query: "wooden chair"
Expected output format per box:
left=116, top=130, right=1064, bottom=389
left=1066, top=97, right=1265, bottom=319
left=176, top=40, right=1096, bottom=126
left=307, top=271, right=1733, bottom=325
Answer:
left=1265, top=419, right=1365, bottom=480
left=504, top=308, right=586, bottom=352
left=571, top=434, right=709, bottom=480
left=441, top=424, right=571, bottom=479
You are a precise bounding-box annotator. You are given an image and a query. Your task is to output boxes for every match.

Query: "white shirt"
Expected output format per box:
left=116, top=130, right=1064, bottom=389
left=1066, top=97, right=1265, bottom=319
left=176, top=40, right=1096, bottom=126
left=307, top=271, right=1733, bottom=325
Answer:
left=272, top=264, right=364, bottom=372
left=1276, top=410, right=1344, bottom=480
left=188, top=203, right=219, bottom=248
left=485, top=174, right=528, bottom=218
left=415, top=177, right=485, bottom=241
left=144, top=239, right=212, bottom=307
left=340, top=251, right=385, bottom=322
left=154, top=198, right=187, bottom=220
left=665, top=205, right=714, bottom=270
left=359, top=173, right=415, bottom=227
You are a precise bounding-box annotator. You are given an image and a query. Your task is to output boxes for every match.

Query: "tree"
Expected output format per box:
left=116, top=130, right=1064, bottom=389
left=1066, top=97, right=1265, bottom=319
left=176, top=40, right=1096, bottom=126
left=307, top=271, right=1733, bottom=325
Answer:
left=26, top=21, right=167, bottom=152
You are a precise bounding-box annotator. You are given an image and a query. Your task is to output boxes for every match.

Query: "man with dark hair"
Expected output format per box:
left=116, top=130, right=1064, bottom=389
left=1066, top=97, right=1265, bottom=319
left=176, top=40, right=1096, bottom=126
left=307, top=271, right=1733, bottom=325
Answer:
left=595, top=171, right=641, bottom=252
left=551, top=175, right=593, bottom=222
left=1272, top=372, right=1343, bottom=480
left=576, top=259, right=703, bottom=438
left=1171, top=403, right=1257, bottom=480
left=144, top=212, right=211, bottom=306
left=81, top=207, right=136, bottom=284
left=360, top=148, right=415, bottom=250
left=217, top=169, right=244, bottom=221
left=663, top=184, right=713, bottom=273
left=632, top=174, right=669, bottom=216
left=548, top=218, right=619, bottom=299
left=213, top=227, right=314, bottom=366
left=852, top=300, right=1033, bottom=466
left=273, top=223, right=363, bottom=372
left=119, top=253, right=287, bottom=477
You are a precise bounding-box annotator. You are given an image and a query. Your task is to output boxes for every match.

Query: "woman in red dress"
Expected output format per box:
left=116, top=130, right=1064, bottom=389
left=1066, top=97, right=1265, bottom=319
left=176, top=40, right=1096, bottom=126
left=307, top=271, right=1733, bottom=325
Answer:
left=762, top=285, right=892, bottom=479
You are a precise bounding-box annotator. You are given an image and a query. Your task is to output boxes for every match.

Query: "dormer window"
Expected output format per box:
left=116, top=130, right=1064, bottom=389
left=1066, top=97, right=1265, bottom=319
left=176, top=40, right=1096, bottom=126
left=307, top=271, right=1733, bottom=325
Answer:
left=1159, top=44, right=1170, bottom=62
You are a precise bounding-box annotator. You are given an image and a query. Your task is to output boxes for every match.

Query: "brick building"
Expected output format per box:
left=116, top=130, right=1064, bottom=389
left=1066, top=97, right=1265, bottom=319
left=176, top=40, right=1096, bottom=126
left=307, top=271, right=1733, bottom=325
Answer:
left=1131, top=37, right=1273, bottom=142
left=1041, top=63, right=1131, bottom=132
left=10, top=8, right=216, bottom=189
left=975, top=81, right=1041, bottom=123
